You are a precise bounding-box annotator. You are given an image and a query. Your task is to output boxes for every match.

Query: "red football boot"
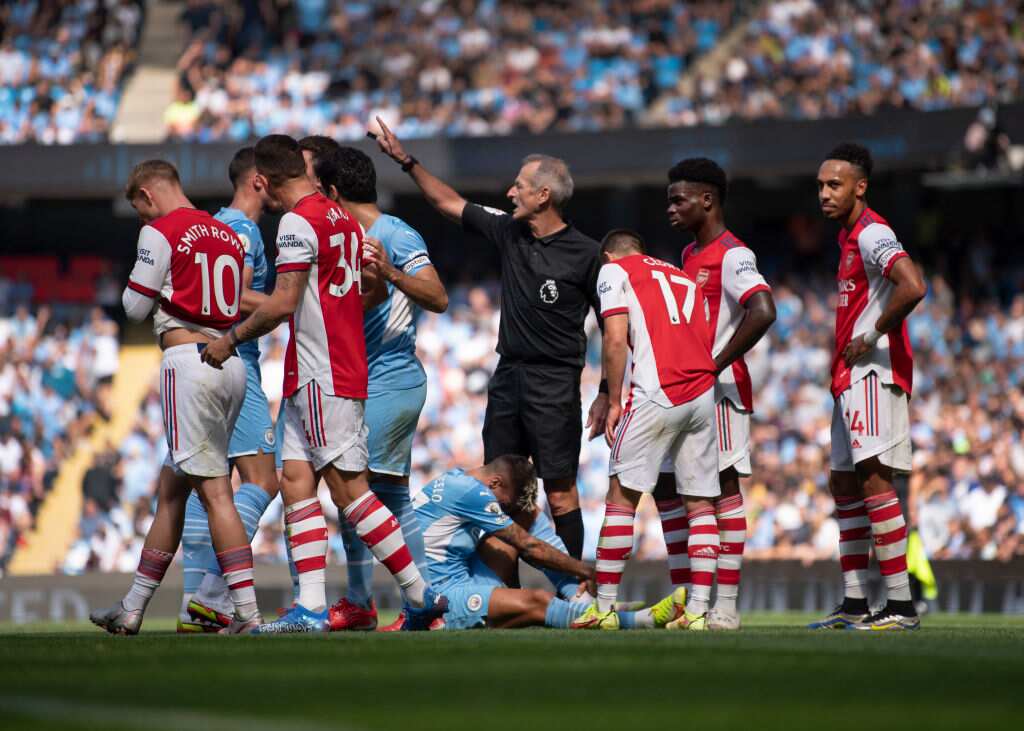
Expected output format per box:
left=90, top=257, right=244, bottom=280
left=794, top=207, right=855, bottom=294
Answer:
left=328, top=597, right=378, bottom=631
left=377, top=611, right=444, bottom=632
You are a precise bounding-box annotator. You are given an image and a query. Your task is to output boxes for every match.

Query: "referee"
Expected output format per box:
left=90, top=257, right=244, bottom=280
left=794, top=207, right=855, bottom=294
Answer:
left=372, top=117, right=607, bottom=559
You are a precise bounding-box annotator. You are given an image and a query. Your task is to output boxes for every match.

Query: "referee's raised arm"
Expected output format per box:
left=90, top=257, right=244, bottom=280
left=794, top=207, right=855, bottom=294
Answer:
left=373, top=116, right=467, bottom=223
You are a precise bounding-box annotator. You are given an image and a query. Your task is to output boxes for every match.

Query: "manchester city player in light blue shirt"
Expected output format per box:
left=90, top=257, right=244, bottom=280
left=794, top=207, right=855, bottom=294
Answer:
left=177, top=147, right=282, bottom=632
left=413, top=455, right=683, bottom=630
left=300, top=140, right=449, bottom=631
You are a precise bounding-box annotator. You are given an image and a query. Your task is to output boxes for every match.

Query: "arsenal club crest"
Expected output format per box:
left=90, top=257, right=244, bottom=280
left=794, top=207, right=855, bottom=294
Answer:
left=845, top=251, right=856, bottom=271
left=696, top=268, right=710, bottom=286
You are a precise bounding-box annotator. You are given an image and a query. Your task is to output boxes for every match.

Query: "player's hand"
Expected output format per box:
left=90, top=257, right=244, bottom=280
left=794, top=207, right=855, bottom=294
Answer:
left=362, top=236, right=399, bottom=282
left=586, top=392, right=609, bottom=441
left=373, top=116, right=408, bottom=164
left=201, top=336, right=234, bottom=369
left=604, top=401, right=622, bottom=448
left=581, top=573, right=597, bottom=599
left=843, top=333, right=873, bottom=366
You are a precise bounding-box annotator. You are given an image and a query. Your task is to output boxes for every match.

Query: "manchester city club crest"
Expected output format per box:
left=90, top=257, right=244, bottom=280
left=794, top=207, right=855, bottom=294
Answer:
left=540, top=278, right=559, bottom=304
left=467, top=594, right=483, bottom=611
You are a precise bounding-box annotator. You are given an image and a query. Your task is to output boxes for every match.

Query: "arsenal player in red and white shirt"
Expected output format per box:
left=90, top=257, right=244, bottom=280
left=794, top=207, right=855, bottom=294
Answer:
left=573, top=229, right=720, bottom=631
left=91, top=160, right=261, bottom=636
left=203, top=135, right=446, bottom=632
left=654, top=158, right=777, bottom=632
left=810, top=143, right=927, bottom=632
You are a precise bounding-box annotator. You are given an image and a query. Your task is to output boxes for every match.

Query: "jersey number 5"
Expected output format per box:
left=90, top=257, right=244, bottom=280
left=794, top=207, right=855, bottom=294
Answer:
left=194, top=252, right=240, bottom=317
left=651, top=270, right=696, bottom=324
left=328, top=231, right=362, bottom=298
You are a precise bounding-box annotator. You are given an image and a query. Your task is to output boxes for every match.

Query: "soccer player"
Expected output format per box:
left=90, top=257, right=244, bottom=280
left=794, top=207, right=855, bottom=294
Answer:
left=177, top=147, right=283, bottom=633
left=809, top=143, right=927, bottom=631
left=304, top=142, right=449, bottom=632
left=650, top=158, right=777, bottom=631
left=414, top=455, right=682, bottom=630
left=90, top=160, right=260, bottom=635
left=202, top=135, right=446, bottom=632
left=574, top=230, right=721, bottom=631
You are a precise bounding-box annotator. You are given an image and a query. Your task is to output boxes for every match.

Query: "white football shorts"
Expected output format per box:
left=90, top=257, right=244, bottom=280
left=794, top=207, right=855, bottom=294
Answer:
left=159, top=343, right=246, bottom=478
left=830, top=371, right=912, bottom=473
left=609, top=386, right=720, bottom=497
left=659, top=397, right=751, bottom=477
left=282, top=380, right=368, bottom=473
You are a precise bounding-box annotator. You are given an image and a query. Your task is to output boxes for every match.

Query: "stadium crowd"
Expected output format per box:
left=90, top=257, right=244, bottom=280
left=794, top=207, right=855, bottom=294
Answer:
left=0, top=0, right=143, bottom=145
left=62, top=266, right=1024, bottom=575
left=0, top=285, right=120, bottom=576
left=165, top=0, right=1023, bottom=142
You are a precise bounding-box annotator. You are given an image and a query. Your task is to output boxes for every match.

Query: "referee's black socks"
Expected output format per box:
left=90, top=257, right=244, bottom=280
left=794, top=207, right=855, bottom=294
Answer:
left=553, top=509, right=584, bottom=559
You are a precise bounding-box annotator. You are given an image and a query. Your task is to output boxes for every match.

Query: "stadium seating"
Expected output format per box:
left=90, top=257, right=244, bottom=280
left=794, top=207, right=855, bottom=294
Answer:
left=0, top=296, right=120, bottom=575
left=59, top=272, right=1024, bottom=575
left=164, top=0, right=1022, bottom=142
left=0, top=0, right=143, bottom=144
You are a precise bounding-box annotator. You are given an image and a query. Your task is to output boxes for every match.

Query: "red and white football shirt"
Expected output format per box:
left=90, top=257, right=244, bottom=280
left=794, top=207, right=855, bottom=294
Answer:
left=831, top=207, right=913, bottom=398
left=598, top=254, right=715, bottom=409
left=276, top=192, right=367, bottom=400
left=126, top=207, right=245, bottom=337
left=681, top=230, right=770, bottom=412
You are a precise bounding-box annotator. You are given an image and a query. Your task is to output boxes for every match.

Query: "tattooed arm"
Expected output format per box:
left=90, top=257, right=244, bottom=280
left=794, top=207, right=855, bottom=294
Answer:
left=493, top=522, right=594, bottom=587
left=201, top=270, right=307, bottom=368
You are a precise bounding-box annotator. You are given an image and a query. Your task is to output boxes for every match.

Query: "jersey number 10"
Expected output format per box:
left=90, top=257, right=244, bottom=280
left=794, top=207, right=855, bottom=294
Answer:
left=651, top=270, right=696, bottom=324
left=194, top=252, right=240, bottom=317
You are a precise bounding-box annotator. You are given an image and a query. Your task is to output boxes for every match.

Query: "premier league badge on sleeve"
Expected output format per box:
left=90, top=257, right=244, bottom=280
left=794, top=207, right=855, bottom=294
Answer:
left=540, top=278, right=560, bottom=304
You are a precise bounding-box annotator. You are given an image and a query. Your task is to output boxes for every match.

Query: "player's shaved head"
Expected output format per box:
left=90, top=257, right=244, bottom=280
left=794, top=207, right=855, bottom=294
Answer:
left=825, top=142, right=873, bottom=179
left=489, top=455, right=538, bottom=513
left=601, top=229, right=645, bottom=256
left=124, top=159, right=180, bottom=201
left=228, top=147, right=257, bottom=190
left=255, top=134, right=307, bottom=187
left=668, top=157, right=728, bottom=206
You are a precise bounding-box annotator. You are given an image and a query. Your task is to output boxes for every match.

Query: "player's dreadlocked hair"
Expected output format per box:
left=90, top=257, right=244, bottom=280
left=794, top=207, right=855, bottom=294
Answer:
left=826, top=142, right=873, bottom=178
left=326, top=146, right=378, bottom=204
left=492, top=455, right=538, bottom=513
left=667, top=157, right=728, bottom=205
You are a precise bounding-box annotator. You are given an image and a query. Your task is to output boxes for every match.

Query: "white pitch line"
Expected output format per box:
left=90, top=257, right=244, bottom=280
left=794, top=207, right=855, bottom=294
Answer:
left=0, top=696, right=364, bottom=731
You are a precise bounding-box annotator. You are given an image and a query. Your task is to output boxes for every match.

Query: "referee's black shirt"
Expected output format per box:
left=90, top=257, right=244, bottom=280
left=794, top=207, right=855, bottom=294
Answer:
left=462, top=203, right=602, bottom=369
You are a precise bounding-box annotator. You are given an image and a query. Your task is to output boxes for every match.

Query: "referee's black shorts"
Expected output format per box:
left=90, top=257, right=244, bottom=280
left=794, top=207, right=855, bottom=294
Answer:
left=482, top=360, right=581, bottom=481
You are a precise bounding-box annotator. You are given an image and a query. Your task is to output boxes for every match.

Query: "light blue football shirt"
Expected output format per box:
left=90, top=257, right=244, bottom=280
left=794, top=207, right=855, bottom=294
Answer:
left=214, top=207, right=268, bottom=362
left=364, top=214, right=432, bottom=394
left=413, top=469, right=512, bottom=591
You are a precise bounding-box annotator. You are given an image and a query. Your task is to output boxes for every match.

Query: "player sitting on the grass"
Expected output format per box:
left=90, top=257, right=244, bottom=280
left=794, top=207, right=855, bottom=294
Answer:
left=573, top=229, right=721, bottom=631
left=413, top=455, right=684, bottom=630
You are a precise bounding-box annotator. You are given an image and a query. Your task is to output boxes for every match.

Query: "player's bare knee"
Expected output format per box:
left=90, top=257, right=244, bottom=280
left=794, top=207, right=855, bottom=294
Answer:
left=718, top=467, right=741, bottom=497
left=528, top=589, right=555, bottom=615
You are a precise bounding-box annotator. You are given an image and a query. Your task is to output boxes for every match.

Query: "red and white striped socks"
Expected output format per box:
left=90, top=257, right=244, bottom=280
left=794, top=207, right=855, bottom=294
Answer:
left=865, top=490, right=911, bottom=602
left=835, top=494, right=871, bottom=601
left=216, top=545, right=258, bottom=620
left=344, top=491, right=426, bottom=607
left=714, top=493, right=746, bottom=612
left=122, top=548, right=173, bottom=612
left=285, top=497, right=329, bottom=612
left=686, top=505, right=720, bottom=614
left=595, top=502, right=636, bottom=612
left=656, top=497, right=690, bottom=589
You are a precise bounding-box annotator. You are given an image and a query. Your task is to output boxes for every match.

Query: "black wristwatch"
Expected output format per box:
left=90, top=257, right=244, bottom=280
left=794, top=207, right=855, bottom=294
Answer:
left=598, top=378, right=609, bottom=394
left=400, top=155, right=419, bottom=173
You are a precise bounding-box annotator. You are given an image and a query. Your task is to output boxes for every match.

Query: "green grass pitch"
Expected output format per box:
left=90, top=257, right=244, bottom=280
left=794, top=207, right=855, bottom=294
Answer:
left=1, top=613, right=1022, bottom=731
